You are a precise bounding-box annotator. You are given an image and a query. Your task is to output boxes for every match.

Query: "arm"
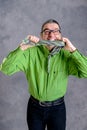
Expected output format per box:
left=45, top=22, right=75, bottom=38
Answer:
left=0, top=35, right=39, bottom=75
left=0, top=47, right=29, bottom=75
left=62, top=37, right=87, bottom=78
left=68, top=49, right=87, bottom=78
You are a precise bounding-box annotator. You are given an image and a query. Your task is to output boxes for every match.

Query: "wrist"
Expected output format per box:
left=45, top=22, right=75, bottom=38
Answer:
left=70, top=47, right=77, bottom=53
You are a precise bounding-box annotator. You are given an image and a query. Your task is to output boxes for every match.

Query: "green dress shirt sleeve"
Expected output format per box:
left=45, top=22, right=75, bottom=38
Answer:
left=68, top=50, right=87, bottom=78
left=0, top=47, right=29, bottom=75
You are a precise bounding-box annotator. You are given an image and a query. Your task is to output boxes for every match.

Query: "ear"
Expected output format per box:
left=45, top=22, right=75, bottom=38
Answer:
left=40, top=33, right=43, bottom=38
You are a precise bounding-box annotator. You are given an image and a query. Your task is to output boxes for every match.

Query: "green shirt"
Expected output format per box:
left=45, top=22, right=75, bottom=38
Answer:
left=0, top=45, right=87, bottom=101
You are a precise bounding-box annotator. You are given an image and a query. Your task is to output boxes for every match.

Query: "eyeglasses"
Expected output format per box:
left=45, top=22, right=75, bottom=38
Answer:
left=41, top=29, right=61, bottom=35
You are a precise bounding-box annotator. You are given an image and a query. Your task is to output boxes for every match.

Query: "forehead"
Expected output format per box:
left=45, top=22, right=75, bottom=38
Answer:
left=43, top=23, right=59, bottom=30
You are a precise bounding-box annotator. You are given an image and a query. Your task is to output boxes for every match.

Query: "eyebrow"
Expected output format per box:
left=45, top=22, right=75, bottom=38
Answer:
left=42, top=28, right=50, bottom=31
left=42, top=28, right=59, bottom=32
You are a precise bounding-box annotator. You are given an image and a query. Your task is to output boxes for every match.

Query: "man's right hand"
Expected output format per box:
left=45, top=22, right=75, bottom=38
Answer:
left=20, top=35, right=40, bottom=50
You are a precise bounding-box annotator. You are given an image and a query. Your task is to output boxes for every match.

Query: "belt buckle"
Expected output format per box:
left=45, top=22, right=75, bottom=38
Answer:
left=39, top=101, right=52, bottom=107
left=39, top=101, right=47, bottom=107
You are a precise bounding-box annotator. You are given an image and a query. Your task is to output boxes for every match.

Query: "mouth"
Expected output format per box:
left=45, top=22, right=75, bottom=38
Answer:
left=47, top=38, right=55, bottom=41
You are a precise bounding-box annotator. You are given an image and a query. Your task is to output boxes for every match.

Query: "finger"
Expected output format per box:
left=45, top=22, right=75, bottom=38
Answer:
left=27, top=35, right=31, bottom=39
left=19, top=43, right=24, bottom=46
left=55, top=35, right=62, bottom=41
left=62, top=37, right=66, bottom=42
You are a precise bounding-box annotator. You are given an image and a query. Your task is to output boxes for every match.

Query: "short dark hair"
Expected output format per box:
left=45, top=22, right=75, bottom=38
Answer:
left=41, top=19, right=61, bottom=33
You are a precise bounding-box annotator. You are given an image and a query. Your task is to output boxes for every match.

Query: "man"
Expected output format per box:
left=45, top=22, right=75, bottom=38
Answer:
left=0, top=19, right=87, bottom=130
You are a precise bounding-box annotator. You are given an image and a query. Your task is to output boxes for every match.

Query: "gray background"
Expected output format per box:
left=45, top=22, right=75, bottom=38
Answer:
left=0, top=0, right=87, bottom=130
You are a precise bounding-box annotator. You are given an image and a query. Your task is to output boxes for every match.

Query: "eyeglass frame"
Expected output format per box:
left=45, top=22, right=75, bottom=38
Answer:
left=41, top=28, right=61, bottom=35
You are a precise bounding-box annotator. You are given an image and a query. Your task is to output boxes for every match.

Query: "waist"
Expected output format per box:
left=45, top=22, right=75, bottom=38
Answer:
left=30, top=96, right=64, bottom=107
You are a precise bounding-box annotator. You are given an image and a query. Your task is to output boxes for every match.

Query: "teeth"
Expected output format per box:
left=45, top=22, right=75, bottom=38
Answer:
left=48, top=39, right=55, bottom=41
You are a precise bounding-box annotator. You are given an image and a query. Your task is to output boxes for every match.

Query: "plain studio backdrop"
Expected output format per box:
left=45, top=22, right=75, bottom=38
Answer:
left=0, top=0, right=87, bottom=130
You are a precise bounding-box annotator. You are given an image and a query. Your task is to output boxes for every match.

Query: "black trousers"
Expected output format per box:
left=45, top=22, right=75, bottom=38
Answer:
left=27, top=97, right=66, bottom=130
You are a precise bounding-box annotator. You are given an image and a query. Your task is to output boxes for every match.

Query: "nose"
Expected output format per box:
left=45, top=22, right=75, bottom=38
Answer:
left=47, top=32, right=56, bottom=41
left=48, top=31, right=55, bottom=36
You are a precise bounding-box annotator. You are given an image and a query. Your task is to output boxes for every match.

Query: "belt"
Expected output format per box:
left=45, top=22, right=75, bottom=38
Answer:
left=30, top=96, right=64, bottom=107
